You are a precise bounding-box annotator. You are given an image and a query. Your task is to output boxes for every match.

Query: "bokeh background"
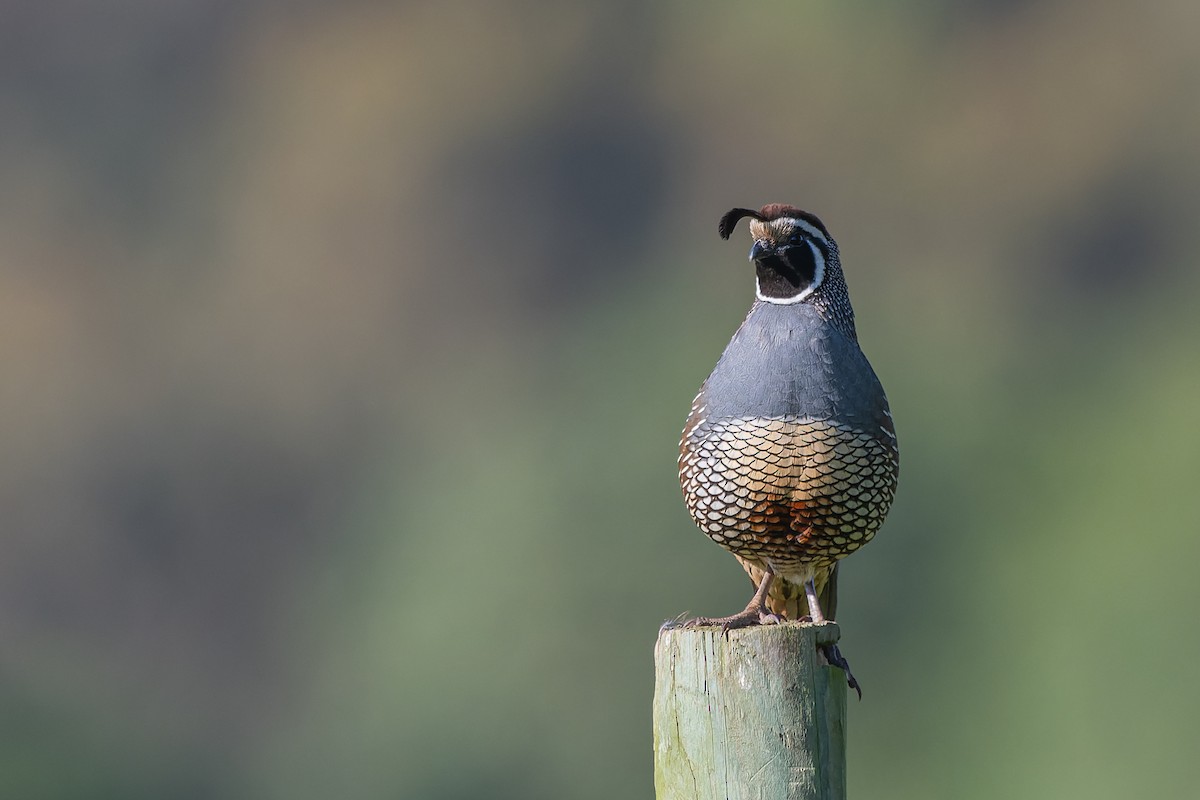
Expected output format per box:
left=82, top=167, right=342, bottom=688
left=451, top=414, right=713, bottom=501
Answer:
left=4, top=1, right=1200, bottom=798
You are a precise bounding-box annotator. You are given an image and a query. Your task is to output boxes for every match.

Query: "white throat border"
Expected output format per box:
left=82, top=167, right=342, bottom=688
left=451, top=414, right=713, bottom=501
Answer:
left=756, top=240, right=825, bottom=305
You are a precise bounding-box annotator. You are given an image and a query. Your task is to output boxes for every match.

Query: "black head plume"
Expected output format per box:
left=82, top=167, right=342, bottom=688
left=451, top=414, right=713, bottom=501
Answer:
left=718, top=208, right=765, bottom=240
left=719, top=204, right=833, bottom=241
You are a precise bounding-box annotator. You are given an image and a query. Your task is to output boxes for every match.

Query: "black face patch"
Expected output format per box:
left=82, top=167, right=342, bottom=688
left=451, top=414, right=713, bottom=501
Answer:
left=754, top=243, right=820, bottom=300
left=758, top=252, right=800, bottom=285
left=781, top=243, right=818, bottom=285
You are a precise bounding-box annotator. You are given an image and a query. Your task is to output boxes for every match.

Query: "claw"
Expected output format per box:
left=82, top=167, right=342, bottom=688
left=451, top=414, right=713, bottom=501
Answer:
left=820, top=643, right=862, bottom=699
left=659, top=611, right=694, bottom=633
left=679, top=570, right=779, bottom=636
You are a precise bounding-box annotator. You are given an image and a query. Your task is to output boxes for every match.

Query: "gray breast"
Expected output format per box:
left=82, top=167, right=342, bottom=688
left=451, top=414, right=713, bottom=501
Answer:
left=700, top=301, right=887, bottom=427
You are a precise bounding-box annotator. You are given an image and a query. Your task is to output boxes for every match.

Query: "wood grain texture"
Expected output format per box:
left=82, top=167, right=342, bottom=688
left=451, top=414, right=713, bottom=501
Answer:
left=653, top=622, right=847, bottom=800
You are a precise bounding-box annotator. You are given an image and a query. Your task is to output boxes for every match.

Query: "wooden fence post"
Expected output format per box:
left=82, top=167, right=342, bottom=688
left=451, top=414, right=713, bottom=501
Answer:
left=653, top=622, right=848, bottom=800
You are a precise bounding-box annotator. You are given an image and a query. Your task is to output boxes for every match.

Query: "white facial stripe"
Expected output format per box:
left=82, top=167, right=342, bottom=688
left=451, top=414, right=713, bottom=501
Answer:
left=756, top=241, right=825, bottom=304
left=780, top=217, right=831, bottom=250
left=750, top=216, right=832, bottom=250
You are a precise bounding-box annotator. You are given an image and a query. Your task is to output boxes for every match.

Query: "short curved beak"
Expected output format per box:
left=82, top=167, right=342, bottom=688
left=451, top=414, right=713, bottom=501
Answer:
left=748, top=239, right=772, bottom=262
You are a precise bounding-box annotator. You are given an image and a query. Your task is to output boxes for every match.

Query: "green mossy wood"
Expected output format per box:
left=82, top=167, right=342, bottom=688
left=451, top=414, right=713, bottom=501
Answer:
left=653, top=622, right=847, bottom=800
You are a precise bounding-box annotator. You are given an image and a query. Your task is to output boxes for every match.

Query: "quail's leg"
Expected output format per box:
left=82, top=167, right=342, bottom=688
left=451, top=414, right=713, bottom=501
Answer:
left=803, top=578, right=827, bottom=623
left=805, top=578, right=863, bottom=699
left=683, top=570, right=781, bottom=634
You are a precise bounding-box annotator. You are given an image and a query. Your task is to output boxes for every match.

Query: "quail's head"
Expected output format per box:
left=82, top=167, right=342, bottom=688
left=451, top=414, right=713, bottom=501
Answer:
left=718, top=204, right=853, bottom=330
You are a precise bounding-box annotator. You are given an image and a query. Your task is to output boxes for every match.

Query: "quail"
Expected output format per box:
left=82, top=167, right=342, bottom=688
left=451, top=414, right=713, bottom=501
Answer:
left=677, top=204, right=899, bottom=692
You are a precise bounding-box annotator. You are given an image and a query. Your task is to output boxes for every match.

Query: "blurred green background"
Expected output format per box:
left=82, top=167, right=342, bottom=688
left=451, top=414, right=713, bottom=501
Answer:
left=3, top=1, right=1200, bottom=798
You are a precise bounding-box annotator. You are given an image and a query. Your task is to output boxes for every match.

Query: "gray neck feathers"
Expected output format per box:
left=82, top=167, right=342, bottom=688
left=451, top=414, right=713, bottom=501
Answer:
left=807, top=257, right=857, bottom=340
left=757, top=244, right=857, bottom=339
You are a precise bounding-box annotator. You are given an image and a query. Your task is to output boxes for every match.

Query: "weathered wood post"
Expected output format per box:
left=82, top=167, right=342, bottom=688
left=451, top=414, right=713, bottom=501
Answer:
left=653, top=622, right=847, bottom=800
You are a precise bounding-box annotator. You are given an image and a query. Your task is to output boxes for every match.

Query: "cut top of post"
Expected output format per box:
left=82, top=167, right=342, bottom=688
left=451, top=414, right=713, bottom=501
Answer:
left=653, top=622, right=847, bottom=800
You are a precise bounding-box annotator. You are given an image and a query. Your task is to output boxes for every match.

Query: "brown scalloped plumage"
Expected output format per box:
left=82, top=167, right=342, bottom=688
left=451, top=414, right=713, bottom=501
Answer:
left=679, top=415, right=898, bottom=618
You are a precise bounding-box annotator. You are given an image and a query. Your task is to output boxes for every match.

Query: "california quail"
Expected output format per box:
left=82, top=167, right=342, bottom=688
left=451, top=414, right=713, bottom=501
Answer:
left=678, top=204, right=899, bottom=690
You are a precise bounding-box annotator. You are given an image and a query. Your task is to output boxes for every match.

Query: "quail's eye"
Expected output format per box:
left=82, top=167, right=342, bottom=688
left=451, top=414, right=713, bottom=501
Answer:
left=787, top=233, right=803, bottom=245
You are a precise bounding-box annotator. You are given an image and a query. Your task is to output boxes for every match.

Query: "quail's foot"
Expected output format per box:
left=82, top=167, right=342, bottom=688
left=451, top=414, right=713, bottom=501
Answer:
left=682, top=607, right=781, bottom=635
left=819, top=642, right=862, bottom=699
left=682, top=571, right=779, bottom=636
